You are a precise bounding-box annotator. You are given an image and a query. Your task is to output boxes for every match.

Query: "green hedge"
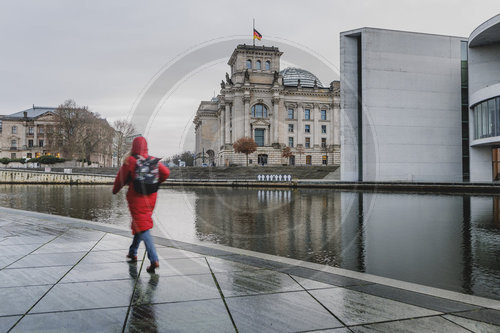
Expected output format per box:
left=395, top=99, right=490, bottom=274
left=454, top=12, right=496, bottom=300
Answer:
left=27, top=156, right=66, bottom=164
left=0, top=157, right=27, bottom=165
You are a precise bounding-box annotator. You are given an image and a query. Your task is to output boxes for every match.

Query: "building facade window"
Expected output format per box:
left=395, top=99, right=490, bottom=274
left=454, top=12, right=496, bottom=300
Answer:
left=246, top=59, right=252, bottom=69
left=251, top=104, right=268, bottom=118
left=12, top=126, right=17, bottom=134
left=306, top=155, right=312, bottom=165
left=288, top=108, right=294, bottom=119
left=305, top=137, right=310, bottom=148
left=321, top=110, right=327, bottom=120
left=256, top=60, right=261, bottom=70
left=28, top=127, right=34, bottom=135
left=305, top=124, right=310, bottom=133
left=11, top=153, right=16, bottom=159
left=304, top=109, right=310, bottom=120
left=288, top=124, right=294, bottom=132
left=0, top=120, right=2, bottom=133
left=27, top=153, right=32, bottom=159
left=254, top=129, right=265, bottom=146
left=28, top=140, right=33, bottom=147
left=322, top=155, right=328, bottom=165
left=473, top=96, right=500, bottom=139
left=321, top=138, right=327, bottom=147
left=39, top=140, right=44, bottom=147
left=11, top=139, right=17, bottom=148
left=39, top=126, right=44, bottom=134
left=265, top=61, right=270, bottom=70
left=35, top=152, right=40, bottom=158
left=321, top=125, right=327, bottom=133
left=288, top=137, right=294, bottom=147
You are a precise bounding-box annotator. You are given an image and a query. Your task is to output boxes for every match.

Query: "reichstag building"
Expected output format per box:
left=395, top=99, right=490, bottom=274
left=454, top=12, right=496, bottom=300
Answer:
left=194, top=44, right=340, bottom=166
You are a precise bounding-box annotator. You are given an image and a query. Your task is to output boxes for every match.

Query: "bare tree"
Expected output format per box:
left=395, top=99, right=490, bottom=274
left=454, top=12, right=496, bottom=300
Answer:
left=113, top=120, right=136, bottom=166
left=49, top=99, right=113, bottom=166
left=296, top=145, right=304, bottom=166
left=282, top=146, right=294, bottom=166
left=233, top=137, right=257, bottom=166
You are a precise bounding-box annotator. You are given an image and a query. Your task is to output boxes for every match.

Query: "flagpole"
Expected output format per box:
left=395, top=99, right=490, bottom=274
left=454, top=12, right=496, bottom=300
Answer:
left=253, top=18, right=255, bottom=47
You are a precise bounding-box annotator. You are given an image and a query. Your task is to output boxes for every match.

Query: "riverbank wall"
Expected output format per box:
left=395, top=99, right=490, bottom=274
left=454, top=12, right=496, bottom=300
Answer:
left=1, top=169, right=499, bottom=194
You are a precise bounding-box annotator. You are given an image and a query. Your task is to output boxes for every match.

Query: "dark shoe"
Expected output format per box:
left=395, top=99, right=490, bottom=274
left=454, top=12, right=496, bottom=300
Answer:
left=146, top=261, right=159, bottom=273
left=126, top=254, right=138, bottom=262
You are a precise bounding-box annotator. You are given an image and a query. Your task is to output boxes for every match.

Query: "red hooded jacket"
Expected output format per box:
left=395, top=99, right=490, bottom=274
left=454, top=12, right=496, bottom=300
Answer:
left=112, top=136, right=170, bottom=234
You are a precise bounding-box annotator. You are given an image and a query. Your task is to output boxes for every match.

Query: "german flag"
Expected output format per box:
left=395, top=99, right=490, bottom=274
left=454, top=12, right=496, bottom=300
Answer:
left=253, top=29, right=262, bottom=41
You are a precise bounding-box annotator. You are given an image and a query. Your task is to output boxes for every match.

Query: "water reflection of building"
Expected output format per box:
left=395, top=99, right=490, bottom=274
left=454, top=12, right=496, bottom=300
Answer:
left=341, top=192, right=500, bottom=299
left=193, top=188, right=343, bottom=264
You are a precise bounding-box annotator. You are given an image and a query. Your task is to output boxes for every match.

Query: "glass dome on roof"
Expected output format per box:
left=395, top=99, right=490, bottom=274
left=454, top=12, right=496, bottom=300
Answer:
left=280, top=67, right=323, bottom=88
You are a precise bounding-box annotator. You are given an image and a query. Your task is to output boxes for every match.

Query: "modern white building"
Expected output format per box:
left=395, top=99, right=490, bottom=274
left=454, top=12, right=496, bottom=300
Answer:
left=340, top=14, right=500, bottom=182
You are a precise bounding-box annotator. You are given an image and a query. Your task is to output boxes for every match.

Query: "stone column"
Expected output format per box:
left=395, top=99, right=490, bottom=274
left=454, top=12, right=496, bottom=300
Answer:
left=225, top=103, right=231, bottom=144
left=272, top=96, right=280, bottom=144
left=244, top=95, right=250, bottom=137
left=297, top=103, right=303, bottom=146
left=219, top=105, right=225, bottom=148
left=313, top=103, right=320, bottom=147
left=333, top=102, right=340, bottom=146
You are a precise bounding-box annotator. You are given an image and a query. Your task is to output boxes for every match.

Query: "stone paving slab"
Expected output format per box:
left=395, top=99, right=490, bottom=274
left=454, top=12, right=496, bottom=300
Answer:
left=0, top=207, right=499, bottom=332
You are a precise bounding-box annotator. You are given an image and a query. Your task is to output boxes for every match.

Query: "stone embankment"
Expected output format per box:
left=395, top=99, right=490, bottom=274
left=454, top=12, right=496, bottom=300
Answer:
left=0, top=169, right=114, bottom=184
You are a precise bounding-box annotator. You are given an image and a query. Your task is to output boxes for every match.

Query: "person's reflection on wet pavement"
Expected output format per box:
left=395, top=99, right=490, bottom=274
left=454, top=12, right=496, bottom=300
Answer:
left=127, top=262, right=159, bottom=333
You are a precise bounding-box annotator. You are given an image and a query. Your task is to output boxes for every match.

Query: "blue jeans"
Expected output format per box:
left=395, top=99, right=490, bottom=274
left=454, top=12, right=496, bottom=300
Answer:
left=128, top=230, right=158, bottom=264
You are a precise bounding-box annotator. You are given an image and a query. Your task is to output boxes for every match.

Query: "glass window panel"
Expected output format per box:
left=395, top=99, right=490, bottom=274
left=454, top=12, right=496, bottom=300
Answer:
left=265, top=61, right=270, bottom=70
left=305, top=125, right=310, bottom=133
left=246, top=60, right=252, bottom=69
left=305, top=109, right=310, bottom=120
left=321, top=110, right=326, bottom=120
left=288, top=124, right=294, bottom=132
left=321, top=125, right=326, bottom=133
left=497, top=97, right=500, bottom=136
left=288, top=109, right=294, bottom=119
left=256, top=60, right=261, bottom=70
left=255, top=129, right=264, bottom=146
left=288, top=137, right=294, bottom=147
left=489, top=99, right=496, bottom=137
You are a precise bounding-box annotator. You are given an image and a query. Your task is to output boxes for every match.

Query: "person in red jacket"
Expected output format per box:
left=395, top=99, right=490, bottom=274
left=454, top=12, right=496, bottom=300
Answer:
left=112, top=136, right=170, bottom=273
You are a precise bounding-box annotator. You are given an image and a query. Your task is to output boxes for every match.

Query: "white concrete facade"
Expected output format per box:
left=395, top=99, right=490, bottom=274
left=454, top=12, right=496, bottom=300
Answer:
left=340, top=28, right=465, bottom=182
left=468, top=14, right=500, bottom=181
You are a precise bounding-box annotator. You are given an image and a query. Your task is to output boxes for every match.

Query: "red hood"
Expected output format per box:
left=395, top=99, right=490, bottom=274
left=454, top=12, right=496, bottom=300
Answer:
left=131, top=136, right=148, bottom=156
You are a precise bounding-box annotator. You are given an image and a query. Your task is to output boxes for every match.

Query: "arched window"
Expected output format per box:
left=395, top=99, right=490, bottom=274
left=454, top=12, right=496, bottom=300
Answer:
left=306, top=155, right=312, bottom=165
left=256, top=60, right=261, bottom=70
left=265, top=61, right=271, bottom=70
left=251, top=104, right=268, bottom=118
left=246, top=59, right=252, bottom=69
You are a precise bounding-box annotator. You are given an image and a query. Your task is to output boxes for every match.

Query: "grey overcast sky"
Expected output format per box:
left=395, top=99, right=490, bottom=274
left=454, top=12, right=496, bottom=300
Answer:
left=1, top=1, right=499, bottom=158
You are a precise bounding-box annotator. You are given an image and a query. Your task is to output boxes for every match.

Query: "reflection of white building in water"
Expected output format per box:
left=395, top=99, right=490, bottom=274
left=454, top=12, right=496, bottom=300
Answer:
left=341, top=14, right=500, bottom=182
left=194, top=44, right=340, bottom=167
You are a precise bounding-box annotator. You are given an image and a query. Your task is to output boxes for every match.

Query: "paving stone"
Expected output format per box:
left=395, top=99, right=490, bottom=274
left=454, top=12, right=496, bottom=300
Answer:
left=126, top=299, right=234, bottom=333
left=92, top=234, right=133, bottom=251
left=0, top=315, right=21, bottom=332
left=0, top=266, right=72, bottom=287
left=80, top=249, right=145, bottom=264
left=140, top=257, right=211, bottom=276
left=31, top=280, right=134, bottom=313
left=291, top=275, right=338, bottom=290
left=348, top=283, right=479, bottom=313
left=214, top=269, right=303, bottom=297
left=309, top=288, right=440, bottom=326
left=156, top=247, right=204, bottom=259
left=225, top=291, right=343, bottom=332
left=280, top=266, right=369, bottom=287
left=0, top=255, right=25, bottom=269
left=443, top=314, right=500, bottom=333
left=60, top=261, right=138, bottom=283
left=0, top=285, right=52, bottom=316
left=0, top=235, right=56, bottom=245
left=132, top=274, right=220, bottom=305
left=350, top=316, right=469, bottom=332
left=12, top=307, right=127, bottom=333
left=33, top=241, right=97, bottom=254
left=0, top=244, right=42, bottom=256
left=9, top=252, right=87, bottom=268
left=206, top=256, right=263, bottom=273
left=452, top=309, right=500, bottom=326
left=308, top=328, right=351, bottom=333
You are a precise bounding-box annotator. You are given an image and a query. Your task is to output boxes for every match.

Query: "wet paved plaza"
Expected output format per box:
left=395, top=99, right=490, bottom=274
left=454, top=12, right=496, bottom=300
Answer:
left=0, top=206, right=499, bottom=332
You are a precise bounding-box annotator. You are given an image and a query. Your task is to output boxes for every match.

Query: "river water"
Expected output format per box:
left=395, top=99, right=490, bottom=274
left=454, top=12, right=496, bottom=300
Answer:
left=0, top=184, right=498, bottom=300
